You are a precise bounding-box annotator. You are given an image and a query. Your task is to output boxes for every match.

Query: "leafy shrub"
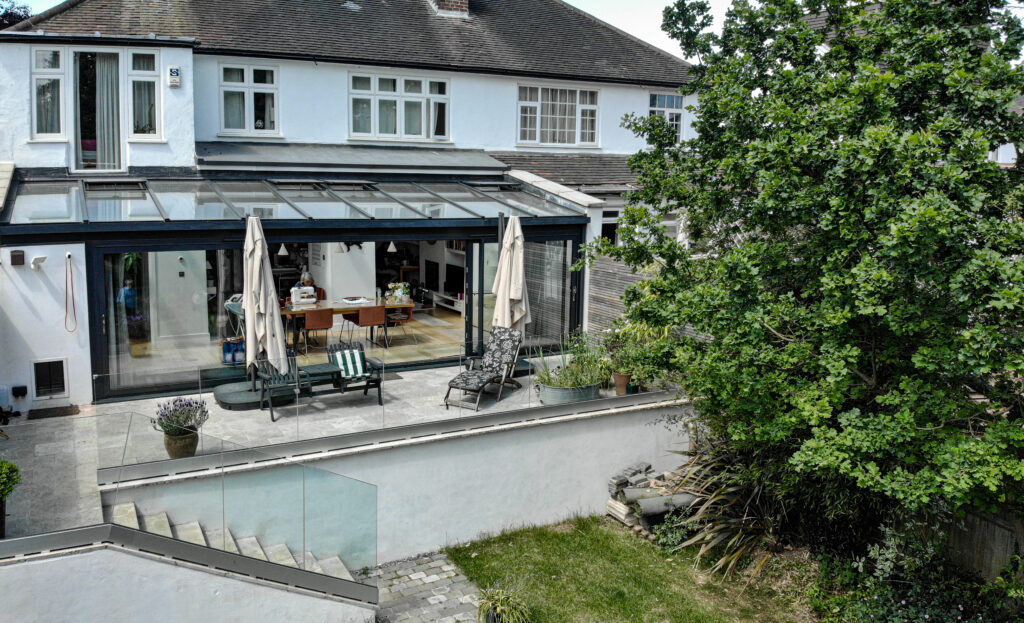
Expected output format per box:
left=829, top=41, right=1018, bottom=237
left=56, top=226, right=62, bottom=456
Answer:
left=653, top=507, right=696, bottom=550
left=0, top=460, right=20, bottom=500
left=152, top=397, right=209, bottom=436
left=477, top=581, right=531, bottom=623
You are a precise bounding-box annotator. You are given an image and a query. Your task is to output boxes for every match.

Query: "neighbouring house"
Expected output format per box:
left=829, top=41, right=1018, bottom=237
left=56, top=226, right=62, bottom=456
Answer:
left=0, top=0, right=692, bottom=408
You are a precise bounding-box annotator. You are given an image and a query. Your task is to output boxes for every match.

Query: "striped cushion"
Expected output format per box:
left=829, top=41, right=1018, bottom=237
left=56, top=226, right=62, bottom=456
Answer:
left=333, top=348, right=367, bottom=379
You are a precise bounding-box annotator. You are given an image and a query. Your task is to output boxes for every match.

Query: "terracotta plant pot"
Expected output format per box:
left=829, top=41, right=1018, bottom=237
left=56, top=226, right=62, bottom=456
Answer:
left=129, top=339, right=150, bottom=358
left=612, top=372, right=633, bottom=396
left=163, top=431, right=199, bottom=459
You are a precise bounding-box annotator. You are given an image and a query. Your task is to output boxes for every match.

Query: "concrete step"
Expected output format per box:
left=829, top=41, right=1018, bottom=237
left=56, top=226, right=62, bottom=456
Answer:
left=171, top=521, right=207, bottom=546
left=236, top=536, right=268, bottom=561
left=110, top=503, right=139, bottom=530
left=203, top=526, right=240, bottom=555
left=263, top=543, right=298, bottom=567
left=293, top=550, right=323, bottom=573
left=317, top=555, right=354, bottom=581
left=140, top=512, right=173, bottom=538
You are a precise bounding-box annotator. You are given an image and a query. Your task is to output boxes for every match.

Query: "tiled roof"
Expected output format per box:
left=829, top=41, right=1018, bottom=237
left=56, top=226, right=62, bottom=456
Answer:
left=489, top=151, right=636, bottom=187
left=6, top=0, right=689, bottom=87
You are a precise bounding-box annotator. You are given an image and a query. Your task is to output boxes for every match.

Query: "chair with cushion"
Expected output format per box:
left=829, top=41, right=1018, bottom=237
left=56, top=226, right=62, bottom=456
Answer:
left=325, top=341, right=383, bottom=405
left=385, top=308, right=417, bottom=346
left=257, top=349, right=310, bottom=422
left=444, top=326, right=523, bottom=411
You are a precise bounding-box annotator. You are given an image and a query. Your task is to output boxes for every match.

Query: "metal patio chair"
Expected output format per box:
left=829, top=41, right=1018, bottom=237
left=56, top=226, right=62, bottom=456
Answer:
left=444, top=326, right=523, bottom=411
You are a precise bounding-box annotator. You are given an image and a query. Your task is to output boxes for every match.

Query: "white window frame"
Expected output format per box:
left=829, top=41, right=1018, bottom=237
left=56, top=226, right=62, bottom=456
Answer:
left=348, top=73, right=450, bottom=142
left=30, top=47, right=66, bottom=140
left=127, top=49, right=161, bottom=140
left=218, top=63, right=281, bottom=137
left=517, top=85, right=600, bottom=147
left=649, top=92, right=685, bottom=143
left=69, top=46, right=127, bottom=174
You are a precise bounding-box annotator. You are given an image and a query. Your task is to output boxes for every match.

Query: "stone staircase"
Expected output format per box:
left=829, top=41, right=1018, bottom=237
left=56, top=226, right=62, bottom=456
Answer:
left=106, top=502, right=355, bottom=582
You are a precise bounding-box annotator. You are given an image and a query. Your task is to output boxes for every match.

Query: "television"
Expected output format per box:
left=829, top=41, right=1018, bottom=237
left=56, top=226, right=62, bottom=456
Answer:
left=425, top=260, right=440, bottom=292
left=445, top=263, right=465, bottom=295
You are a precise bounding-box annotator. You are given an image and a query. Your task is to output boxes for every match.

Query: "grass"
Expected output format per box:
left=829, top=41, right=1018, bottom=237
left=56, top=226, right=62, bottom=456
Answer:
left=446, top=515, right=814, bottom=623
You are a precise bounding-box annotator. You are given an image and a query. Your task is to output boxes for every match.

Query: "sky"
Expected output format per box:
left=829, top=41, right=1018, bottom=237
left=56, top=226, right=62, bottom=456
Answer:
left=21, top=0, right=737, bottom=60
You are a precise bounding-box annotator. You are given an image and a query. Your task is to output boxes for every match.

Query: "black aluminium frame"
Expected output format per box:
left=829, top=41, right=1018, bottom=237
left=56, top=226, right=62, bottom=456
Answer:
left=72, top=218, right=587, bottom=401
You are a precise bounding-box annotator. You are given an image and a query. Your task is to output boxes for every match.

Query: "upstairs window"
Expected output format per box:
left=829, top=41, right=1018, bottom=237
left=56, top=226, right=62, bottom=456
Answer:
left=350, top=74, right=449, bottom=140
left=649, top=93, right=685, bottom=142
left=220, top=64, right=279, bottom=135
left=129, top=51, right=160, bottom=138
left=518, top=86, right=598, bottom=146
left=31, top=48, right=63, bottom=137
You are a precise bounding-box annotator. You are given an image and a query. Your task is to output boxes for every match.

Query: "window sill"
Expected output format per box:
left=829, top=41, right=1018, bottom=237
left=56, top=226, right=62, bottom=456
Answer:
left=216, top=133, right=286, bottom=140
left=514, top=143, right=602, bottom=150
left=26, top=137, right=69, bottom=144
left=347, top=137, right=454, bottom=146
left=127, top=138, right=168, bottom=144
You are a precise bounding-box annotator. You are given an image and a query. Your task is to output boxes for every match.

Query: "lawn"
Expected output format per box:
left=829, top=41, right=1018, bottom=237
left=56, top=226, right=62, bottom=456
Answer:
left=446, top=515, right=814, bottom=623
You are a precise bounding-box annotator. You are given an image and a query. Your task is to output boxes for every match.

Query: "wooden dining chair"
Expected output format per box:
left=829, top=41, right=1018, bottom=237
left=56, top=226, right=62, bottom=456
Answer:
left=350, top=305, right=388, bottom=346
left=300, top=308, right=334, bottom=355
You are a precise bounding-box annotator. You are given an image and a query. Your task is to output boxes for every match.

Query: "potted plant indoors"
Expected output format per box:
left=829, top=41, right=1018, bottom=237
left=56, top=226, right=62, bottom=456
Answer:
left=0, top=460, right=21, bottom=539
left=152, top=397, right=210, bottom=459
left=534, top=333, right=610, bottom=405
left=126, top=313, right=150, bottom=357
left=388, top=281, right=411, bottom=303
left=477, top=582, right=531, bottom=623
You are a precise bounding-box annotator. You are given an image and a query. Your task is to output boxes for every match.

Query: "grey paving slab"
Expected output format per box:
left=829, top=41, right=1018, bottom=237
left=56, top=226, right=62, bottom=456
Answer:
left=369, top=552, right=481, bottom=623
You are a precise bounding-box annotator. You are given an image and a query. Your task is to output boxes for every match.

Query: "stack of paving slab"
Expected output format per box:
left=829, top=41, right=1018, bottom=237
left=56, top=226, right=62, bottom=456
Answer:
left=605, top=461, right=696, bottom=532
left=106, top=502, right=354, bottom=581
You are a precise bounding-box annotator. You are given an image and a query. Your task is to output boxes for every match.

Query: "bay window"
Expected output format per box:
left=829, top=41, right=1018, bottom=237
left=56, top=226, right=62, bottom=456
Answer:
left=220, top=64, right=279, bottom=135
left=518, top=86, right=598, bottom=146
left=31, top=48, right=63, bottom=137
left=349, top=74, right=449, bottom=140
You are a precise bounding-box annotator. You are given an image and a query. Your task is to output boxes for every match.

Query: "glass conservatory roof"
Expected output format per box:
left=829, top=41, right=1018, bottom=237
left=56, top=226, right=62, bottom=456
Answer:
left=2, top=177, right=584, bottom=225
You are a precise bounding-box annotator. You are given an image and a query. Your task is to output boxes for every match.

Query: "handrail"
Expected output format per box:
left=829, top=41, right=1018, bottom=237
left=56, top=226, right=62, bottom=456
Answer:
left=0, top=523, right=378, bottom=605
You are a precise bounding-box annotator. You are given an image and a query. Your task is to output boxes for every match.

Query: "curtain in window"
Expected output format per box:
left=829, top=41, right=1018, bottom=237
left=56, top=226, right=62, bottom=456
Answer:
left=35, top=79, right=60, bottom=134
left=223, top=91, right=244, bottom=129
left=95, top=53, right=121, bottom=170
left=378, top=100, right=397, bottom=134
left=132, top=80, right=155, bottom=134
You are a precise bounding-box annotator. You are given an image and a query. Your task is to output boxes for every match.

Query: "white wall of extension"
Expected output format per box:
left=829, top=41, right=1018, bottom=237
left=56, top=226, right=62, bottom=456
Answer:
left=0, top=244, right=91, bottom=411
left=192, top=55, right=684, bottom=154
left=0, top=43, right=195, bottom=170
left=0, top=548, right=375, bottom=623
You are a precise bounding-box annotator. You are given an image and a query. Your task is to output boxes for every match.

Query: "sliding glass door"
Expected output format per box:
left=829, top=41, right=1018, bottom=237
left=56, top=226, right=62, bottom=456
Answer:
left=74, top=51, right=121, bottom=170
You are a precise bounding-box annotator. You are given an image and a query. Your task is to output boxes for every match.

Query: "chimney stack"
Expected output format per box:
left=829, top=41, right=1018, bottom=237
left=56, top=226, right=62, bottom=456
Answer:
left=432, top=0, right=469, bottom=17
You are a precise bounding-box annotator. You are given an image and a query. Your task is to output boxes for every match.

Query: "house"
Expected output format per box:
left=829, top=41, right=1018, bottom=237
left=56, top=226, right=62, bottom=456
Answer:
left=0, top=3, right=696, bottom=618
left=0, top=0, right=692, bottom=408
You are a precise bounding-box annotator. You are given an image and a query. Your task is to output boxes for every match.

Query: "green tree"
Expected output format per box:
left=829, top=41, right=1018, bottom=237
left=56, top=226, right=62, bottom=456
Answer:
left=597, top=0, right=1024, bottom=514
left=0, top=1, right=30, bottom=29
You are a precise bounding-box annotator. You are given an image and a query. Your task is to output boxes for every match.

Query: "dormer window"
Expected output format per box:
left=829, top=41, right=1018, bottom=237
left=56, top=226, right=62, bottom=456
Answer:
left=349, top=74, right=449, bottom=141
left=219, top=64, right=279, bottom=136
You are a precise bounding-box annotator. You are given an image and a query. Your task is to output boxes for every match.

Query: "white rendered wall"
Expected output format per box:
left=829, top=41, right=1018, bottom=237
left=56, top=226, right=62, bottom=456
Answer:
left=309, top=241, right=378, bottom=301
left=193, top=55, right=676, bottom=154
left=0, top=43, right=195, bottom=170
left=0, top=244, right=90, bottom=411
left=114, top=404, right=688, bottom=565
left=0, top=548, right=375, bottom=623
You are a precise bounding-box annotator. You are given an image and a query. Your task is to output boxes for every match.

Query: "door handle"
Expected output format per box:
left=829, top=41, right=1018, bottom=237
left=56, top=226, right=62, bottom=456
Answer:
left=101, top=313, right=106, bottom=336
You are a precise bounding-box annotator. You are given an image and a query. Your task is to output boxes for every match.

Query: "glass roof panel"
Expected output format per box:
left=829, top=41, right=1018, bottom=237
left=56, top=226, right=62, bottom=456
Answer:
left=84, top=185, right=163, bottom=222
left=212, top=181, right=303, bottom=219
left=274, top=186, right=368, bottom=220
left=374, top=183, right=479, bottom=218
left=327, top=185, right=424, bottom=219
left=8, top=181, right=83, bottom=223
left=419, top=183, right=523, bottom=218
left=492, top=190, right=578, bottom=217
left=147, top=180, right=239, bottom=220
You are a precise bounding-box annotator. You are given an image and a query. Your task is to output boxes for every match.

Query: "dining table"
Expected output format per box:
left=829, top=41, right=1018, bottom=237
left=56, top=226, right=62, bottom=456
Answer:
left=280, top=298, right=416, bottom=349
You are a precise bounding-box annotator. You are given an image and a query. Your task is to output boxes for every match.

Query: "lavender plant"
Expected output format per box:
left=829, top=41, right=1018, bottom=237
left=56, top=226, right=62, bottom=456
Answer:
left=152, top=397, right=209, bottom=436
